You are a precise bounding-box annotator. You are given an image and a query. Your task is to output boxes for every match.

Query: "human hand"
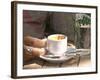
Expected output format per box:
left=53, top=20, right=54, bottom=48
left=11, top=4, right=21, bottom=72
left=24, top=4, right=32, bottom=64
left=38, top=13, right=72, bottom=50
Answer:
left=24, top=36, right=47, bottom=62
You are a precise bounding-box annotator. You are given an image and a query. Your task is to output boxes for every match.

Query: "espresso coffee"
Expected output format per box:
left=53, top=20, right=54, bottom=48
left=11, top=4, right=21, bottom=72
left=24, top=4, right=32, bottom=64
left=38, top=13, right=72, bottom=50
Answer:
left=48, top=34, right=65, bottom=41
left=47, top=34, right=67, bottom=56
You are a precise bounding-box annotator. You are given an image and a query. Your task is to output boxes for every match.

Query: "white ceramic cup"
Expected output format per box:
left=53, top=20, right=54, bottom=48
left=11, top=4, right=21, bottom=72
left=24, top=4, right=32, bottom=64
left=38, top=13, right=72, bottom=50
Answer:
left=47, top=34, right=67, bottom=56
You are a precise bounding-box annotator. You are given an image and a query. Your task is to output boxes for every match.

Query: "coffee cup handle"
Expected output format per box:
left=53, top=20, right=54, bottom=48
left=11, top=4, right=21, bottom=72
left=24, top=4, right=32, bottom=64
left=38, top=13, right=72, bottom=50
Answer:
left=45, top=39, right=49, bottom=50
left=42, top=38, right=48, bottom=50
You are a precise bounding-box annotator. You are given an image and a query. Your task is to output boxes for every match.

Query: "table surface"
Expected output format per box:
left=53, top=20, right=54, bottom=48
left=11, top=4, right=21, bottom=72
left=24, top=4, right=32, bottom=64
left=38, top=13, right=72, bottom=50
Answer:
left=23, top=49, right=91, bottom=69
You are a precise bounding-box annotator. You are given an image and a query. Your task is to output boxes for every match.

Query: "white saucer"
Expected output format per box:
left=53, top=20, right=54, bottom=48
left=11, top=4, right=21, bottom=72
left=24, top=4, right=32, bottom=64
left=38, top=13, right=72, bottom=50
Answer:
left=40, top=48, right=76, bottom=63
left=40, top=55, right=74, bottom=63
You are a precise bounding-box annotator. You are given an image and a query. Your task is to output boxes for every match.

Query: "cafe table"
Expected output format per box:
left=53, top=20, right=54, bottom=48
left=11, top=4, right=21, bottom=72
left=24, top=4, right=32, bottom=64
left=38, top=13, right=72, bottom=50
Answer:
left=23, top=49, right=91, bottom=69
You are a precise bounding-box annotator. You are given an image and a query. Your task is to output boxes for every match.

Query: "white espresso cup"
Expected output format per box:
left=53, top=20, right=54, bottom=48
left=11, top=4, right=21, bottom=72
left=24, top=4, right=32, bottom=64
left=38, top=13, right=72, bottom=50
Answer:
left=47, top=34, right=67, bottom=56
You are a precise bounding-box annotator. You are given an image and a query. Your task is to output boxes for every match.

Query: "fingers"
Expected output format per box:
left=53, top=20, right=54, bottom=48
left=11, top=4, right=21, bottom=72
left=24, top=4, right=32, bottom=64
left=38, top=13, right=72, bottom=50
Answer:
left=24, top=45, right=46, bottom=57
left=24, top=36, right=47, bottom=48
left=31, top=48, right=46, bottom=57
